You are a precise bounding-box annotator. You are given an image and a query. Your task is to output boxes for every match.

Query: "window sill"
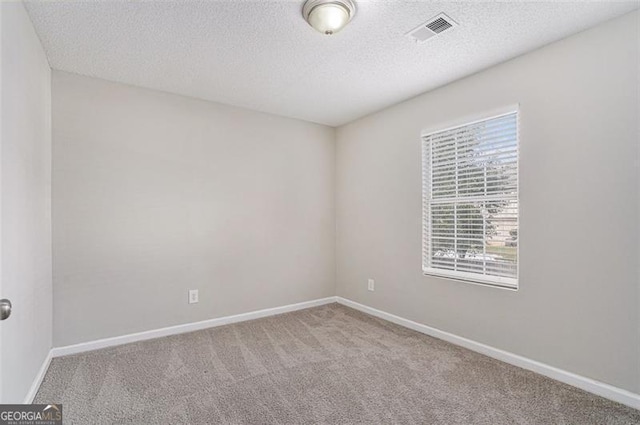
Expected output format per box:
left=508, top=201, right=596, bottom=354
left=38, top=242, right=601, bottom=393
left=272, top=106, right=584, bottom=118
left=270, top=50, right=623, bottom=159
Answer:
left=422, top=268, right=518, bottom=291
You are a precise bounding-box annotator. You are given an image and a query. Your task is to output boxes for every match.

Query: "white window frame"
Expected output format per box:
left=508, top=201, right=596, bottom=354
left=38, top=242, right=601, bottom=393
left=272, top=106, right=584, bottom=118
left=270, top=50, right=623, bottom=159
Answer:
left=421, top=105, right=520, bottom=290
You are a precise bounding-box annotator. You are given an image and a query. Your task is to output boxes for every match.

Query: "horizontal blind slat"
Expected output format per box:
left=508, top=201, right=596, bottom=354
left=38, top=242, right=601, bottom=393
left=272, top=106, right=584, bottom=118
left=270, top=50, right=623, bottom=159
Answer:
left=431, top=131, right=518, bottom=153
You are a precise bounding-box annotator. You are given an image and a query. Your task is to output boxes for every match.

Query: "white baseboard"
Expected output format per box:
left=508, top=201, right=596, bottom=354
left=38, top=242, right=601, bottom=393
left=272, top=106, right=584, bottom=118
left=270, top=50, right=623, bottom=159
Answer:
left=42, top=295, right=640, bottom=411
left=23, top=349, right=52, bottom=404
left=336, top=297, right=640, bottom=411
left=51, top=296, right=337, bottom=358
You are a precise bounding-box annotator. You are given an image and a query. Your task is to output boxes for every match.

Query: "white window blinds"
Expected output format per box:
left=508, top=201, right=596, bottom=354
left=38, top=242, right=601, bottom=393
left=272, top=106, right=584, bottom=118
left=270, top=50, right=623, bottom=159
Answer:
left=422, top=111, right=519, bottom=289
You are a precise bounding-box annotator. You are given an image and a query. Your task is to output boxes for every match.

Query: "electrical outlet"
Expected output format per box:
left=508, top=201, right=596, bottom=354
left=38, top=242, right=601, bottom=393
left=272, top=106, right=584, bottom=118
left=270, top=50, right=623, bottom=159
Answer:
left=367, top=279, right=375, bottom=291
left=188, top=289, right=199, bottom=304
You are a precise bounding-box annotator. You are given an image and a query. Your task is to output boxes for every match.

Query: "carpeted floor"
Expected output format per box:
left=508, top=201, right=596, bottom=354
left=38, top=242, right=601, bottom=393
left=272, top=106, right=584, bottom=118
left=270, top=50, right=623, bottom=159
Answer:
left=35, top=303, right=639, bottom=424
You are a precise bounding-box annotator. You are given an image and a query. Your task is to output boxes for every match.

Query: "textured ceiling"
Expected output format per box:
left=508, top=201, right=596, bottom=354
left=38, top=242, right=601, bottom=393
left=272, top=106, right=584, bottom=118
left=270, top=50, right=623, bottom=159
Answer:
left=24, top=0, right=638, bottom=126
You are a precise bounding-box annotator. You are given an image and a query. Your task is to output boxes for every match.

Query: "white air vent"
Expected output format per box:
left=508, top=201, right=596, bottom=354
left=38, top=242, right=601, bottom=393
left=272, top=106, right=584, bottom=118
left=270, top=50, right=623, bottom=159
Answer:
left=407, top=13, right=457, bottom=43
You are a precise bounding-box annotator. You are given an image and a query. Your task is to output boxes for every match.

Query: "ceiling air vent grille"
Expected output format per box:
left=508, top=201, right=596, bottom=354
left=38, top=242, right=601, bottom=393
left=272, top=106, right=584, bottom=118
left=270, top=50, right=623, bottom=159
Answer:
left=407, top=13, right=457, bottom=43
left=426, top=17, right=452, bottom=33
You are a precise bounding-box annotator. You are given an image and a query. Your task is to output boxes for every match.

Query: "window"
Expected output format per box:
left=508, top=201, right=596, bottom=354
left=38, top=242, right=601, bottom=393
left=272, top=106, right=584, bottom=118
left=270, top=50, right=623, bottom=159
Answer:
left=422, top=109, right=519, bottom=289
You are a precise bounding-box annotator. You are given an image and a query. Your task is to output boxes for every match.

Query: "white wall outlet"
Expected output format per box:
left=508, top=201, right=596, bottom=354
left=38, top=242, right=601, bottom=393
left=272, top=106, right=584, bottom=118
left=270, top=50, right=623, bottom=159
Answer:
left=367, top=279, right=375, bottom=291
left=188, top=289, right=199, bottom=304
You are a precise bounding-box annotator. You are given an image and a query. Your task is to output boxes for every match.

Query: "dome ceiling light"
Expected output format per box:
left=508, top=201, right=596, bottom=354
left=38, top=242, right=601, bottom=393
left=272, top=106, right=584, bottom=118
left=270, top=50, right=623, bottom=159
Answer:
left=302, top=0, right=356, bottom=35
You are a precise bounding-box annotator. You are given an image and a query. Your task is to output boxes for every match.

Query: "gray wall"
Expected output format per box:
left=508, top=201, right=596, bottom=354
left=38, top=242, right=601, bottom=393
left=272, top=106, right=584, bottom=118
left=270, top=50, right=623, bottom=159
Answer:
left=335, top=10, right=639, bottom=393
left=1, top=3, right=52, bottom=403
left=52, top=71, right=335, bottom=346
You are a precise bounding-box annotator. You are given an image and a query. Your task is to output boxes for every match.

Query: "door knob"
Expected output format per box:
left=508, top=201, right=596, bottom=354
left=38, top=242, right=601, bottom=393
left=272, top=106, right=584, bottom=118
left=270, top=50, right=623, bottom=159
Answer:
left=0, top=299, right=11, bottom=320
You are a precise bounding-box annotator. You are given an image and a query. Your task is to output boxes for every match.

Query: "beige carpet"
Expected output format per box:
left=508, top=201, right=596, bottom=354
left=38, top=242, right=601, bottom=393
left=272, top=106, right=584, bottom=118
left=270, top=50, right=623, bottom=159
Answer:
left=35, top=303, right=639, bottom=424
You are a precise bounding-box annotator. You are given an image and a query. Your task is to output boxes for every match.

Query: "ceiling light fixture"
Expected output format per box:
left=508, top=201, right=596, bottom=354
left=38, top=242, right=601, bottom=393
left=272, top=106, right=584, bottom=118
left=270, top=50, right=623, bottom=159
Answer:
left=302, top=0, right=356, bottom=35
